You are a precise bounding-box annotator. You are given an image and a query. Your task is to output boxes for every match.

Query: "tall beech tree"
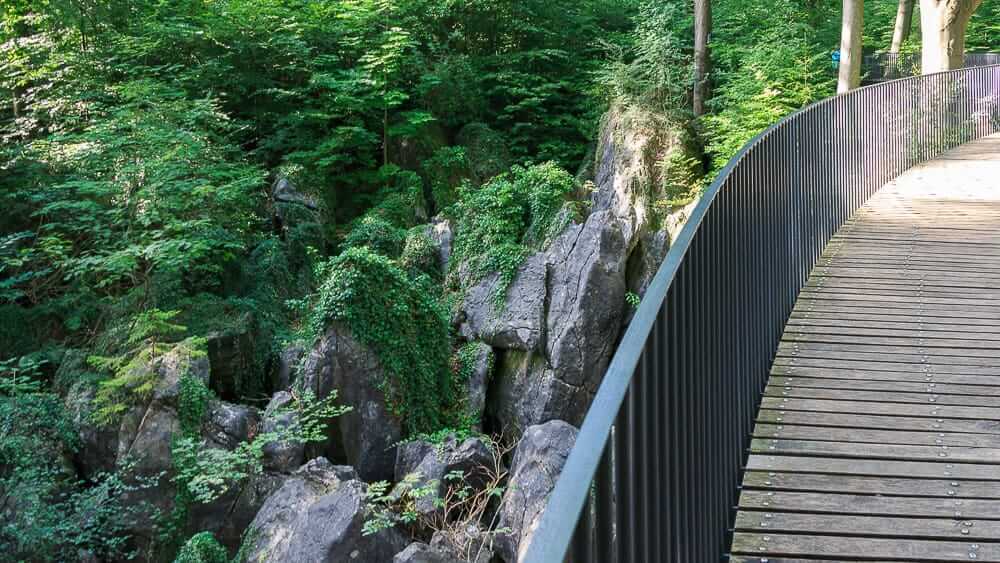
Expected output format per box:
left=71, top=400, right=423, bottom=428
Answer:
left=890, top=0, right=915, bottom=52
left=837, top=0, right=864, bottom=93
left=920, top=0, right=985, bottom=72
left=693, top=0, right=711, bottom=116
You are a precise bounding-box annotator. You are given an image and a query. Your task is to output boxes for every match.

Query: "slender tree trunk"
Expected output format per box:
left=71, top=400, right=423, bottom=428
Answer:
left=890, top=0, right=915, bottom=52
left=692, top=0, right=711, bottom=116
left=837, top=0, right=864, bottom=94
left=920, top=0, right=984, bottom=73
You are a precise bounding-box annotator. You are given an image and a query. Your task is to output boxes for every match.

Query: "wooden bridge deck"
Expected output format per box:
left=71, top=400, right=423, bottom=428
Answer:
left=730, top=134, right=1000, bottom=562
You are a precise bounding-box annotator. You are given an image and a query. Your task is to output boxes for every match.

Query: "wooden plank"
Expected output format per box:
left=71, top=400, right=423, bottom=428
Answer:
left=785, top=321, right=1000, bottom=339
left=769, top=375, right=1000, bottom=396
left=745, top=454, right=1000, bottom=480
left=763, top=386, right=1000, bottom=407
left=734, top=512, right=1000, bottom=540
left=757, top=409, right=1000, bottom=434
left=750, top=438, right=1000, bottom=463
left=759, top=396, right=1000, bottom=420
left=731, top=533, right=1000, bottom=561
left=742, top=471, right=1000, bottom=498
left=782, top=332, right=1000, bottom=350
left=772, top=356, right=1000, bottom=374
left=771, top=366, right=1000, bottom=386
left=753, top=423, right=1000, bottom=448
left=738, top=490, right=1000, bottom=518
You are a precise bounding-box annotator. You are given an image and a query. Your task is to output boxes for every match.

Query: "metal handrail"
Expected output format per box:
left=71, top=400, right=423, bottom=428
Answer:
left=522, top=65, right=1000, bottom=563
left=863, top=51, right=1000, bottom=82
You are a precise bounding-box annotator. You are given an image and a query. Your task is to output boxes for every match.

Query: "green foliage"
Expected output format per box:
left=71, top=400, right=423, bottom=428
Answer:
left=173, top=390, right=349, bottom=505
left=174, top=532, right=229, bottom=563
left=88, top=312, right=201, bottom=425
left=0, top=393, right=147, bottom=560
left=400, top=227, right=441, bottom=279
left=450, top=162, right=575, bottom=305
left=422, top=146, right=470, bottom=212
left=0, top=355, right=46, bottom=395
left=704, top=2, right=837, bottom=173
left=597, top=2, right=692, bottom=115
left=625, top=291, right=641, bottom=309
left=343, top=216, right=407, bottom=258
left=311, top=247, right=453, bottom=435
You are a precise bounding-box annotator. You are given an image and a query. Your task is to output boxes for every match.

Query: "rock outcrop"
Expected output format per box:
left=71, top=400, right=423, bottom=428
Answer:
left=393, top=435, right=492, bottom=515
left=486, top=210, right=628, bottom=431
left=394, top=542, right=461, bottom=563
left=244, top=458, right=407, bottom=562
left=298, top=324, right=402, bottom=481
left=497, top=420, right=578, bottom=562
left=458, top=253, right=547, bottom=352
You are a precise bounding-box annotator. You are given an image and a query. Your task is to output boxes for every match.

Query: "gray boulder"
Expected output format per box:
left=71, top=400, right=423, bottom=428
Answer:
left=64, top=380, right=117, bottom=479
left=462, top=342, right=493, bottom=427
left=189, top=400, right=279, bottom=551
left=203, top=400, right=259, bottom=450
left=275, top=342, right=306, bottom=390
left=115, top=342, right=211, bottom=541
left=458, top=252, right=547, bottom=351
left=489, top=211, right=628, bottom=431
left=430, top=528, right=495, bottom=563
left=429, top=217, right=454, bottom=272
left=188, top=471, right=287, bottom=552
left=272, top=175, right=318, bottom=209
left=260, top=391, right=305, bottom=473
left=497, top=420, right=578, bottom=563
left=298, top=324, right=402, bottom=481
left=393, top=435, right=493, bottom=515
left=394, top=543, right=460, bottom=563
left=245, top=458, right=407, bottom=563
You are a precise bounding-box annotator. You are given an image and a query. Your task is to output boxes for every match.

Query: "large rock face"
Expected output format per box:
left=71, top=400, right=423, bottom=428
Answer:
left=458, top=252, right=547, bottom=352
left=298, top=324, right=402, bottom=481
left=114, top=344, right=211, bottom=543
left=487, top=210, right=628, bottom=431
left=206, top=329, right=256, bottom=401
left=245, top=458, right=407, bottom=562
left=497, top=420, right=578, bottom=563
left=464, top=106, right=701, bottom=435
left=64, top=380, right=118, bottom=479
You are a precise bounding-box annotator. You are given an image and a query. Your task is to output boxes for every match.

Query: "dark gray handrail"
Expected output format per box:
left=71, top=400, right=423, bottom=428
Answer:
left=863, top=51, right=1000, bottom=82
left=522, top=65, right=1000, bottom=563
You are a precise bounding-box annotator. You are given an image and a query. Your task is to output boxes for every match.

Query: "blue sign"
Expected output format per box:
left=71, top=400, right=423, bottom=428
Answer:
left=832, top=50, right=841, bottom=62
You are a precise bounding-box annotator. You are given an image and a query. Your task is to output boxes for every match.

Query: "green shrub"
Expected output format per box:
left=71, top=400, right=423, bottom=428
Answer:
left=451, top=162, right=575, bottom=305
left=174, top=532, right=229, bottom=563
left=311, top=247, right=453, bottom=434
left=400, top=227, right=440, bottom=279
left=343, top=216, right=407, bottom=258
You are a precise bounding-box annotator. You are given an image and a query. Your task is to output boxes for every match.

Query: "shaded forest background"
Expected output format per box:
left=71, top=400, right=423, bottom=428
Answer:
left=1, top=0, right=998, bottom=560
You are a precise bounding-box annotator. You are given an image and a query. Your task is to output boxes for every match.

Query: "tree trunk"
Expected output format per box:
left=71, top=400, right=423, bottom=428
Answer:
left=890, top=0, right=915, bottom=52
left=919, top=0, right=984, bottom=73
left=837, top=0, right=864, bottom=94
left=693, top=0, right=711, bottom=116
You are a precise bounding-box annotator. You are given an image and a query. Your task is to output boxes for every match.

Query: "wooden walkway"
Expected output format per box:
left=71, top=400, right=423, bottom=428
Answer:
left=730, top=134, right=1000, bottom=562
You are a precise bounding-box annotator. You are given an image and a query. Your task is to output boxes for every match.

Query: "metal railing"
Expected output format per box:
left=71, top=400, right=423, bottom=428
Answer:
left=522, top=65, right=1000, bottom=563
left=864, top=51, right=1000, bottom=82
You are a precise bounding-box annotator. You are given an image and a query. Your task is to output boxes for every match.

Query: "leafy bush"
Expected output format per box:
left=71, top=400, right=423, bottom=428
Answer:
left=343, top=216, right=407, bottom=258
left=451, top=162, right=576, bottom=305
left=311, top=247, right=453, bottom=434
left=174, top=532, right=229, bottom=563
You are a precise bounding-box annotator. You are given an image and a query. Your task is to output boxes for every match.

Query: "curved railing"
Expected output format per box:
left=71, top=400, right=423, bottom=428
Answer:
left=522, top=65, right=1000, bottom=562
left=864, top=51, right=1000, bottom=82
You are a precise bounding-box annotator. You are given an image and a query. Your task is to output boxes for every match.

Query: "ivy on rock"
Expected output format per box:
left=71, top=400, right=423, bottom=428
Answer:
left=311, top=247, right=454, bottom=435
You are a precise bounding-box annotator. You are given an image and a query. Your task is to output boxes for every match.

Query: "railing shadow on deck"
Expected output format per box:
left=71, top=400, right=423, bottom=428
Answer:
left=521, top=65, right=1000, bottom=563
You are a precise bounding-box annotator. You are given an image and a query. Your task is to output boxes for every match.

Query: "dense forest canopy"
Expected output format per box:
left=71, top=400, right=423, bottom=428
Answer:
left=1, top=0, right=998, bottom=560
